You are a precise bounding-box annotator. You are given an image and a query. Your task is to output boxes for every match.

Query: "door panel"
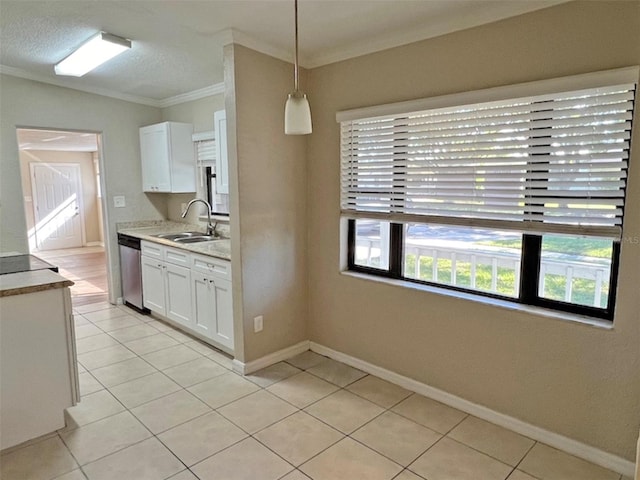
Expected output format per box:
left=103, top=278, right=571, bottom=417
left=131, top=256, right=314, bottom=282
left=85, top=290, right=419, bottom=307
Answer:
left=141, top=256, right=165, bottom=315
left=31, top=164, right=83, bottom=250
left=165, top=263, right=192, bottom=326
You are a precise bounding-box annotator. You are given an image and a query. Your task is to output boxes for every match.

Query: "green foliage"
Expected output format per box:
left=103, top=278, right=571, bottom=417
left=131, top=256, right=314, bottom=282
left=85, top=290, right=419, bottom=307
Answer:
left=482, top=236, right=612, bottom=259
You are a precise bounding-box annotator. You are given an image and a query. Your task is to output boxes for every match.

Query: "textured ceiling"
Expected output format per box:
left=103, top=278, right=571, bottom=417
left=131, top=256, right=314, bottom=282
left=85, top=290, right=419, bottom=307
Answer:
left=0, top=0, right=568, bottom=104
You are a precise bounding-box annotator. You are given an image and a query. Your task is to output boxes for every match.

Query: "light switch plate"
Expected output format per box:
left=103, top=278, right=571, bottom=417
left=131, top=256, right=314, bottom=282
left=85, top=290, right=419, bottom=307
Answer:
left=113, top=195, right=126, bottom=208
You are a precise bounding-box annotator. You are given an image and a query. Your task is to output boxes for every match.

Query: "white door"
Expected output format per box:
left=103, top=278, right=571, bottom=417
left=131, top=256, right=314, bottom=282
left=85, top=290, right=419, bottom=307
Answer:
left=31, top=163, right=84, bottom=251
left=165, top=263, right=192, bottom=327
left=141, top=256, right=166, bottom=315
left=211, top=278, right=234, bottom=349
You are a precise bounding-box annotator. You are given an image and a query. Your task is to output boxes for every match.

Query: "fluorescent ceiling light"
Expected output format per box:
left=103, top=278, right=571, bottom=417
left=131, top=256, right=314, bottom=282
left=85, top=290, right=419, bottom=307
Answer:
left=54, top=32, right=131, bottom=77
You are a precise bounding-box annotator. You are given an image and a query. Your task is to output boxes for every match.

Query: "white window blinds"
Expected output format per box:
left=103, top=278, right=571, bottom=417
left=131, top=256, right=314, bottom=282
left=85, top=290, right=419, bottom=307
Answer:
left=340, top=75, right=636, bottom=239
left=193, top=131, right=215, bottom=168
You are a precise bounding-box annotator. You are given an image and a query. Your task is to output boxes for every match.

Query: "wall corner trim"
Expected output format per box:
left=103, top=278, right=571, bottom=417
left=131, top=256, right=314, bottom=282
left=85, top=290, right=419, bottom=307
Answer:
left=231, top=340, right=310, bottom=375
left=309, top=341, right=636, bottom=477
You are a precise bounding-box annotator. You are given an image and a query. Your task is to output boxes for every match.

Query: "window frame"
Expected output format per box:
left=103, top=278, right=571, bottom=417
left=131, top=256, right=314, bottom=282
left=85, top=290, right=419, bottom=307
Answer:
left=347, top=220, right=620, bottom=320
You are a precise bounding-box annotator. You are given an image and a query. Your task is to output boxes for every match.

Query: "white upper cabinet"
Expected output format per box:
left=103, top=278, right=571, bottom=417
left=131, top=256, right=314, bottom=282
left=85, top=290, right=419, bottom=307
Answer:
left=214, top=110, right=229, bottom=194
left=140, top=121, right=195, bottom=193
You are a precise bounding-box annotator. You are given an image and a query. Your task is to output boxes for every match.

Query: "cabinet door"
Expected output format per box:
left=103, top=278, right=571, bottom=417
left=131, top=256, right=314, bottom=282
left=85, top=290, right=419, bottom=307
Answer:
left=140, top=123, right=171, bottom=192
left=141, top=256, right=166, bottom=315
left=165, top=263, right=192, bottom=327
left=211, top=278, right=234, bottom=349
left=214, top=110, right=229, bottom=194
left=192, top=275, right=214, bottom=338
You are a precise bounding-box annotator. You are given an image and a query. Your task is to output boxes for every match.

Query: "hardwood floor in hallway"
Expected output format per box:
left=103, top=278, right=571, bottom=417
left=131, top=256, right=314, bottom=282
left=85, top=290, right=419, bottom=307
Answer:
left=36, top=246, right=109, bottom=307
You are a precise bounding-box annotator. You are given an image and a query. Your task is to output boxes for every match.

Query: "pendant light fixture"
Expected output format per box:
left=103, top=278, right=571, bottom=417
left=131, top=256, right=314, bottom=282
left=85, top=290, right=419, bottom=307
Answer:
left=284, top=0, right=312, bottom=135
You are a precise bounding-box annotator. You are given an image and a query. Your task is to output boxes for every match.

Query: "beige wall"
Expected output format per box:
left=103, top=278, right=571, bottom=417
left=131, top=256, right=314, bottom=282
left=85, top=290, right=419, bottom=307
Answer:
left=227, top=44, right=308, bottom=362
left=0, top=74, right=164, bottom=298
left=161, top=94, right=226, bottom=223
left=20, top=150, right=102, bottom=245
left=307, top=0, right=640, bottom=461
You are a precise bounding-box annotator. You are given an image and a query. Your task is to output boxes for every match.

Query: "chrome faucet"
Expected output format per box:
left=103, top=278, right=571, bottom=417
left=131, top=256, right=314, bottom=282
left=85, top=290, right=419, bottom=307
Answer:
left=181, top=199, right=217, bottom=236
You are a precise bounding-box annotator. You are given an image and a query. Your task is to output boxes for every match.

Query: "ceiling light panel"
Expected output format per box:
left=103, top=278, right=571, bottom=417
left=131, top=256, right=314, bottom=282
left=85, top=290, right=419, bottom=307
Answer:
left=54, top=32, right=131, bottom=77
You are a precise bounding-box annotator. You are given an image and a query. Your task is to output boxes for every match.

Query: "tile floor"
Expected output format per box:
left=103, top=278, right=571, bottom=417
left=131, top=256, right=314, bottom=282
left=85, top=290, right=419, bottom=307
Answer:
left=0, top=301, right=631, bottom=480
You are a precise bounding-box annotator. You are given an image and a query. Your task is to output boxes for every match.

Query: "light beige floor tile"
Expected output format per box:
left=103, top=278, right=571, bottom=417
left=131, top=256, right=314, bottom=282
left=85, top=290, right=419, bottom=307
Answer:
left=392, top=394, right=467, bottom=434
left=163, top=328, right=196, bottom=343
left=267, top=372, right=339, bottom=408
left=245, top=362, right=302, bottom=387
left=131, top=390, right=211, bottom=434
left=93, top=315, right=143, bottom=332
left=144, top=319, right=174, bottom=332
left=124, top=333, right=179, bottom=355
left=394, top=470, right=424, bottom=480
left=76, top=362, right=86, bottom=373
left=74, top=324, right=103, bottom=339
left=52, top=470, right=87, bottom=480
left=352, top=411, right=441, bottom=466
left=142, top=344, right=202, bottom=370
left=185, top=340, right=219, bottom=356
left=83, top=308, right=129, bottom=322
left=188, top=371, right=260, bottom=408
left=77, top=345, right=137, bottom=370
left=448, top=416, right=535, bottom=466
left=304, top=389, right=384, bottom=434
left=167, top=471, right=199, bottom=480
left=107, top=323, right=159, bottom=343
left=507, top=471, right=538, bottom=480
left=0, top=436, right=78, bottom=480
left=307, top=358, right=367, bottom=387
left=74, top=315, right=90, bottom=326
left=409, top=437, right=512, bottom=480
left=255, top=411, right=344, bottom=466
left=218, top=390, right=298, bottom=434
left=518, top=443, right=620, bottom=480
left=65, top=390, right=124, bottom=427
left=280, top=471, right=311, bottom=480
left=75, top=302, right=113, bottom=314
left=286, top=351, right=327, bottom=370
left=90, top=357, right=156, bottom=387
left=109, top=371, right=181, bottom=408
left=300, top=437, right=403, bottom=480
left=78, top=371, right=104, bottom=396
left=191, top=437, right=293, bottom=480
left=162, top=356, right=228, bottom=387
left=82, top=437, right=183, bottom=480
left=346, top=375, right=412, bottom=408
left=75, top=334, right=119, bottom=354
left=60, top=411, right=151, bottom=465
left=158, top=411, right=247, bottom=467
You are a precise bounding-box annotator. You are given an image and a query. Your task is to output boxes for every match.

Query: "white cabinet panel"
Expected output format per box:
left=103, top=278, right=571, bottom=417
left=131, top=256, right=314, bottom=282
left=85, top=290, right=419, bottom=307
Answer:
left=141, top=255, right=166, bottom=315
left=140, top=121, right=195, bottom=193
left=211, top=278, right=234, bottom=349
left=165, top=263, right=191, bottom=327
left=214, top=110, right=229, bottom=195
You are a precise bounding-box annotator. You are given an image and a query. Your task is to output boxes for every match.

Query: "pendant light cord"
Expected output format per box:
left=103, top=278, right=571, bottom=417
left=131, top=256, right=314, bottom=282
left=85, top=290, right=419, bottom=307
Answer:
left=294, top=0, right=299, bottom=93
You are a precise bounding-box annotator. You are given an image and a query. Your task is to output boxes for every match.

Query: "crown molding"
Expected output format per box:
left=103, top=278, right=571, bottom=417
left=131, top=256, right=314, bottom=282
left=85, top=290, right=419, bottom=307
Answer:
left=0, top=64, right=162, bottom=107
left=220, top=28, right=302, bottom=67
left=305, top=0, right=569, bottom=68
left=158, top=82, right=225, bottom=108
left=0, top=64, right=224, bottom=108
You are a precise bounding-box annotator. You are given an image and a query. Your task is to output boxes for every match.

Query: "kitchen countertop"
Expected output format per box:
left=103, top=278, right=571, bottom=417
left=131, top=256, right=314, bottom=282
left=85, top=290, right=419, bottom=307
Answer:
left=117, top=221, right=231, bottom=261
left=0, top=269, right=74, bottom=298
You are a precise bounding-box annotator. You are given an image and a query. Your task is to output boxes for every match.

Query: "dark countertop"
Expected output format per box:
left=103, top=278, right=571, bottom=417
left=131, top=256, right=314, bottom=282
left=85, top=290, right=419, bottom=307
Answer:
left=0, top=254, right=58, bottom=275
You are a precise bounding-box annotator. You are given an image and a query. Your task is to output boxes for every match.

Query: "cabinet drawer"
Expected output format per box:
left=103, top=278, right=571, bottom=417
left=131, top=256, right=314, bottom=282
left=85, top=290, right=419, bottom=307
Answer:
left=164, top=246, right=190, bottom=267
left=141, top=241, right=163, bottom=259
left=191, top=253, right=231, bottom=280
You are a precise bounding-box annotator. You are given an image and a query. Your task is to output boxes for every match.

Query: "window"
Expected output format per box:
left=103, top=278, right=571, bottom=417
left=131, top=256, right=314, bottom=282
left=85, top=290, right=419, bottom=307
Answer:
left=194, top=134, right=229, bottom=216
left=339, top=68, right=637, bottom=320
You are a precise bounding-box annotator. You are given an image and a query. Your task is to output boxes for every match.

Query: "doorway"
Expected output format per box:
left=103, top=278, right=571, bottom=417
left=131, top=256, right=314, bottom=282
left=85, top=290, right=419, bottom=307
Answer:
left=17, top=128, right=109, bottom=306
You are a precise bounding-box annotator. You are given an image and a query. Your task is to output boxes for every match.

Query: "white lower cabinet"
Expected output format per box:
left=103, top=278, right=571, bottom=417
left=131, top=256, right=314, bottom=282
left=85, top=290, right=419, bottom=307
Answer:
left=141, top=241, right=233, bottom=351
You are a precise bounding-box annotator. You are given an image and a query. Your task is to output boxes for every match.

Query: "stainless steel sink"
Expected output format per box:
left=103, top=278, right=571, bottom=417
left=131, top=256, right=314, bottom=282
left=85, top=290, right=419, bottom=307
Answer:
left=154, top=231, right=207, bottom=241
left=173, top=235, right=220, bottom=243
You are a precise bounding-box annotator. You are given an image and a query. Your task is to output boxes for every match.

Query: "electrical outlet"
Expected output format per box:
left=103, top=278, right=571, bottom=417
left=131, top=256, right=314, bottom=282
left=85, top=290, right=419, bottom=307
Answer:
left=113, top=195, right=126, bottom=208
left=254, top=315, right=263, bottom=333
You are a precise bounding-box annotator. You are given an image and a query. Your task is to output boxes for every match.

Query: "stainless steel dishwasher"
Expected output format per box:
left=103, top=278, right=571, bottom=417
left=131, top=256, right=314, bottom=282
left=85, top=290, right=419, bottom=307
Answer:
left=118, top=233, right=149, bottom=313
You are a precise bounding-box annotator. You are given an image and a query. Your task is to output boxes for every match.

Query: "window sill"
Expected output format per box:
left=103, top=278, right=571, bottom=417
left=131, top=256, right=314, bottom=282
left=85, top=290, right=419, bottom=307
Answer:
left=340, top=270, right=614, bottom=331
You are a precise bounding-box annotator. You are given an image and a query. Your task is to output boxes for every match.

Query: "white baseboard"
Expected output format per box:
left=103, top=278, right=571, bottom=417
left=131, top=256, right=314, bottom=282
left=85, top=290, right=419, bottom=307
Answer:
left=85, top=241, right=104, bottom=247
left=232, top=340, right=310, bottom=375
left=309, top=342, right=636, bottom=478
